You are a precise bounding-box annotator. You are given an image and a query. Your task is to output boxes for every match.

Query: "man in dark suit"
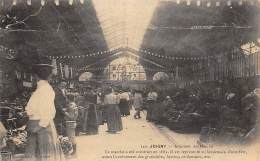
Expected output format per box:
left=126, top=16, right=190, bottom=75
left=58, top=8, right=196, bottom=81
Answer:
left=53, top=81, right=67, bottom=136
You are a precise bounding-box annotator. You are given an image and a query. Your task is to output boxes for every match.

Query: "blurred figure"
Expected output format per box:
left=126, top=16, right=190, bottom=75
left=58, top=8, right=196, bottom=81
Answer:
left=133, top=90, right=143, bottom=119
left=82, top=87, right=99, bottom=135
left=119, top=90, right=130, bottom=117
left=96, top=88, right=104, bottom=125
left=64, top=94, right=78, bottom=156
left=162, top=96, right=173, bottom=117
left=53, top=82, right=68, bottom=136
left=103, top=88, right=123, bottom=134
left=146, top=88, right=158, bottom=122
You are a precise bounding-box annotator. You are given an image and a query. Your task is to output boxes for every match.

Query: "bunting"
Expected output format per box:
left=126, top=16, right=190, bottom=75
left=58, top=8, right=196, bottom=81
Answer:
left=47, top=47, right=121, bottom=59
left=1, top=0, right=257, bottom=7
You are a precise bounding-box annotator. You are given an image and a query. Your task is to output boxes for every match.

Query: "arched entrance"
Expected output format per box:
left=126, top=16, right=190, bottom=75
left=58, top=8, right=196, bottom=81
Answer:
left=104, top=56, right=146, bottom=81
left=153, top=72, right=169, bottom=81
left=78, top=72, right=93, bottom=82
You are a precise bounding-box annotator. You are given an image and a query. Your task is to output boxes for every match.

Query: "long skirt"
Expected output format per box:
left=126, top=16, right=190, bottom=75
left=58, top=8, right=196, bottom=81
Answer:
left=102, top=106, right=107, bottom=123
left=82, top=104, right=99, bottom=134
left=118, top=99, right=130, bottom=116
left=54, top=118, right=66, bottom=137
left=25, top=120, right=65, bottom=161
left=76, top=106, right=85, bottom=135
left=96, top=104, right=103, bottom=125
left=151, top=102, right=164, bottom=122
left=104, top=104, right=123, bottom=132
left=65, top=121, right=76, bottom=145
left=146, top=100, right=156, bottom=121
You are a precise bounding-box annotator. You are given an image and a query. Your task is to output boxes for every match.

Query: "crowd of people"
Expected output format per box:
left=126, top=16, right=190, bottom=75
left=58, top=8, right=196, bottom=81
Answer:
left=137, top=81, right=260, bottom=144
left=0, top=55, right=260, bottom=161
left=0, top=57, right=145, bottom=160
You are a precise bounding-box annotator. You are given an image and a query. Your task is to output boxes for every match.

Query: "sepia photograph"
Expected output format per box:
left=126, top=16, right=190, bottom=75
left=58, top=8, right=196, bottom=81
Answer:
left=0, top=0, right=260, bottom=161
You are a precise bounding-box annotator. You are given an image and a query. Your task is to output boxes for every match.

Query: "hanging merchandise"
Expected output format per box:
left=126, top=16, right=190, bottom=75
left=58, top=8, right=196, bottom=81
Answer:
left=15, top=71, right=21, bottom=80
left=175, top=66, right=179, bottom=80
left=54, top=0, right=59, bottom=6
left=64, top=65, right=70, bottom=79
left=27, top=0, right=31, bottom=5
left=59, top=63, right=64, bottom=79
left=41, top=0, right=45, bottom=6
left=206, top=2, right=211, bottom=7
left=13, top=0, right=17, bottom=6
left=69, top=0, right=73, bottom=5
left=70, top=67, right=73, bottom=79
left=52, top=59, right=58, bottom=76
left=196, top=0, right=201, bottom=6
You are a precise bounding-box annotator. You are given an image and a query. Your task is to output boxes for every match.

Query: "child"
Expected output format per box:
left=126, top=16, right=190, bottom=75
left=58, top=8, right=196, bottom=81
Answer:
left=64, top=94, right=78, bottom=156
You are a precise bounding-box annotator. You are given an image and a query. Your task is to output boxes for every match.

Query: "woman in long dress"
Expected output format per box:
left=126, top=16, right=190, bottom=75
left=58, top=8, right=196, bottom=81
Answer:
left=118, top=91, right=130, bottom=117
left=133, top=90, right=143, bottom=119
left=146, top=90, right=158, bottom=122
left=96, top=90, right=104, bottom=125
left=103, top=88, right=123, bottom=134
left=82, top=89, right=99, bottom=135
left=25, top=60, right=65, bottom=161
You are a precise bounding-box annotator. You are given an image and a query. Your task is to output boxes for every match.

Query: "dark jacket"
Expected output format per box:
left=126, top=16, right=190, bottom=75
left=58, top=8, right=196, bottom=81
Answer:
left=53, top=87, right=67, bottom=123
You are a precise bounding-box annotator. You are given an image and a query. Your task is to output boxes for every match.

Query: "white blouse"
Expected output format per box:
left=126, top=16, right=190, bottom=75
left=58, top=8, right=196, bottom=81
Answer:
left=104, top=93, right=120, bottom=105
left=25, top=80, right=56, bottom=128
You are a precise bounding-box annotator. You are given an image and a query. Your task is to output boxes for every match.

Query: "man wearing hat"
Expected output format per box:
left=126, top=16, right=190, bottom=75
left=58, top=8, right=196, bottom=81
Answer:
left=25, top=56, right=65, bottom=161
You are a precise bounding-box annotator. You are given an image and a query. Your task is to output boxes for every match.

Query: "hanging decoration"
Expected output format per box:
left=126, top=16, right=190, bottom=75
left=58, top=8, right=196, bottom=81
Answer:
left=70, top=67, right=73, bottom=79
left=46, top=46, right=228, bottom=63
left=64, top=65, right=69, bottom=79
left=148, top=24, right=253, bottom=31
left=52, top=59, right=58, bottom=75
left=0, top=0, right=257, bottom=8
left=47, top=47, right=122, bottom=59
left=59, top=63, right=64, bottom=79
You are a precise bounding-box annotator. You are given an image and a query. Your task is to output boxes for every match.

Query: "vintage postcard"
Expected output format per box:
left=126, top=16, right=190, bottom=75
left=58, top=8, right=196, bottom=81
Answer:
left=0, top=0, right=260, bottom=161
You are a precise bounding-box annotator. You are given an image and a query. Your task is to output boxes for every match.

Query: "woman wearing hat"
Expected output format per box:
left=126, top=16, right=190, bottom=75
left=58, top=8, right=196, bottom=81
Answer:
left=25, top=56, right=65, bottom=161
